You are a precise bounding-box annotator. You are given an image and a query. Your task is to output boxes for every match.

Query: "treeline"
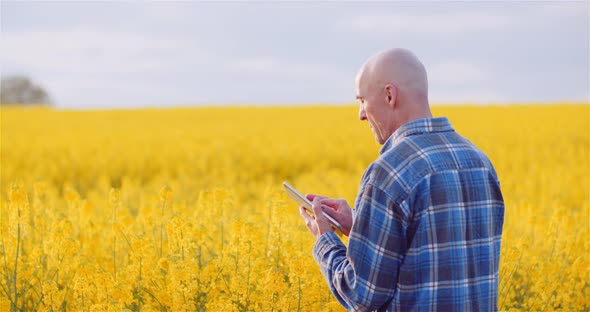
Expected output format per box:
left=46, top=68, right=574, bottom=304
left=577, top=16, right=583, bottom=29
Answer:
left=1, top=75, right=52, bottom=105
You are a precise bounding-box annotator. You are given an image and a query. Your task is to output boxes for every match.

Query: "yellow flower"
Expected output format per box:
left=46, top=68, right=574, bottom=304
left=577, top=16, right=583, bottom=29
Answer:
left=109, top=188, right=121, bottom=206
left=8, top=181, right=27, bottom=203
left=0, top=104, right=587, bottom=311
left=158, top=257, right=170, bottom=272
left=159, top=185, right=173, bottom=203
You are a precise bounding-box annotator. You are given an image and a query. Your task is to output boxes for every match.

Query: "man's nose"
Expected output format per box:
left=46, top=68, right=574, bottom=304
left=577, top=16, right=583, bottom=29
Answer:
left=359, top=106, right=367, bottom=121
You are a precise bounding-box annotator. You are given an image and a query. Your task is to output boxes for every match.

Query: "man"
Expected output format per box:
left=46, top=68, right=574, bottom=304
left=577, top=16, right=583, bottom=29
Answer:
left=299, top=48, right=505, bottom=311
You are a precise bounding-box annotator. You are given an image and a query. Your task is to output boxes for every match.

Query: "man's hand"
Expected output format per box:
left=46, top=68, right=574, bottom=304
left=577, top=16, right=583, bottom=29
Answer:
left=306, top=194, right=353, bottom=236
left=299, top=197, right=333, bottom=239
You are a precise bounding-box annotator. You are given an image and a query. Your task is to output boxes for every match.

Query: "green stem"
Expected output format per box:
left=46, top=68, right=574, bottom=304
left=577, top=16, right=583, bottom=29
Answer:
left=160, top=201, right=165, bottom=258
left=13, top=204, right=21, bottom=312
left=540, top=255, right=569, bottom=312
left=235, top=237, right=240, bottom=274
left=220, top=221, right=224, bottom=254
left=0, top=279, right=10, bottom=298
left=143, top=288, right=167, bottom=311
left=275, top=225, right=281, bottom=270
left=500, top=248, right=523, bottom=307
left=245, top=241, right=252, bottom=306
left=113, top=203, right=117, bottom=280
left=198, top=245, right=202, bottom=269
left=0, top=220, right=13, bottom=307
left=297, top=277, right=302, bottom=312
left=266, top=202, right=271, bottom=257
left=180, top=230, right=185, bottom=261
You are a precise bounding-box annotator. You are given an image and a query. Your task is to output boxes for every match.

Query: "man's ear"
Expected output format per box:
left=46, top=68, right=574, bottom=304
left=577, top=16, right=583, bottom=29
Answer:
left=385, top=84, right=397, bottom=109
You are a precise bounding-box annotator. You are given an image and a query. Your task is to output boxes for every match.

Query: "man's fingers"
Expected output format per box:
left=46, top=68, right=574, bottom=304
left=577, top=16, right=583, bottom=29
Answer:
left=312, top=198, right=327, bottom=222
left=299, top=206, right=311, bottom=221
left=321, top=204, right=338, bottom=218
left=299, top=207, right=313, bottom=225
left=319, top=198, right=338, bottom=205
left=306, top=193, right=328, bottom=201
left=319, top=198, right=343, bottom=209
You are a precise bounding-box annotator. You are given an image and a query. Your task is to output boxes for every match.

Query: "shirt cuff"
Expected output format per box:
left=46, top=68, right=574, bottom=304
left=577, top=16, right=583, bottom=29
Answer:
left=312, top=231, right=344, bottom=263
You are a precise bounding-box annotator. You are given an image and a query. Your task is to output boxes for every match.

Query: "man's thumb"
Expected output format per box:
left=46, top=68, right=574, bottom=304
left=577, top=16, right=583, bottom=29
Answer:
left=312, top=198, right=326, bottom=221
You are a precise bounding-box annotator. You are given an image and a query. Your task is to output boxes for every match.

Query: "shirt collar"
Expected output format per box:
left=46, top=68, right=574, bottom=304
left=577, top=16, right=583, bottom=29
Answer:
left=380, top=116, right=455, bottom=155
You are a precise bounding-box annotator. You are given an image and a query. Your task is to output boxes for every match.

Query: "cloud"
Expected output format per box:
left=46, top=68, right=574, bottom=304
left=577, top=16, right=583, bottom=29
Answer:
left=1, top=2, right=586, bottom=108
left=347, top=11, right=513, bottom=35
left=0, top=28, right=216, bottom=107
left=427, top=60, right=502, bottom=103
left=228, top=57, right=279, bottom=73
left=535, top=2, right=589, bottom=18
left=428, top=60, right=490, bottom=86
left=430, top=89, right=509, bottom=104
left=0, top=28, right=208, bottom=74
left=226, top=56, right=349, bottom=80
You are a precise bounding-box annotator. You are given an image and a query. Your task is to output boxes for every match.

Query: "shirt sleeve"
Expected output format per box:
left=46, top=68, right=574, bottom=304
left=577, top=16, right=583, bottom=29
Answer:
left=313, top=183, right=408, bottom=311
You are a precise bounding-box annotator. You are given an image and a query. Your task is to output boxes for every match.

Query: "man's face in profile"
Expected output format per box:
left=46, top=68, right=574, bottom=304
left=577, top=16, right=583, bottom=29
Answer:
left=356, top=77, right=390, bottom=145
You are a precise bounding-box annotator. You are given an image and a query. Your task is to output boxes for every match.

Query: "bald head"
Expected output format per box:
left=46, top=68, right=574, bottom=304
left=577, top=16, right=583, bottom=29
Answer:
left=355, top=48, right=432, bottom=144
left=357, top=48, right=429, bottom=107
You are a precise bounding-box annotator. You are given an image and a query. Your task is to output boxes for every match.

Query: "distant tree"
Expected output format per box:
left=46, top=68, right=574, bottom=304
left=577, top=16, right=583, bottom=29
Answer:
left=1, top=75, right=52, bottom=105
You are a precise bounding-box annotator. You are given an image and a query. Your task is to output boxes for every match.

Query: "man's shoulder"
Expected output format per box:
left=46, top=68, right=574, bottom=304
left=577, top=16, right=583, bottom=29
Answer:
left=364, top=131, right=499, bottom=202
left=360, top=148, right=421, bottom=205
left=382, top=130, right=496, bottom=173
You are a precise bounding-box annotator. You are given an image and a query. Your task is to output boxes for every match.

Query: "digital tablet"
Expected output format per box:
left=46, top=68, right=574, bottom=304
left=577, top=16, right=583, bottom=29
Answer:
left=282, top=182, right=342, bottom=232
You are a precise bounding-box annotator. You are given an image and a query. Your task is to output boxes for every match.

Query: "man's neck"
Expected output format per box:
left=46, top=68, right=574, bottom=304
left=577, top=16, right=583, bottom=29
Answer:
left=399, top=105, right=433, bottom=126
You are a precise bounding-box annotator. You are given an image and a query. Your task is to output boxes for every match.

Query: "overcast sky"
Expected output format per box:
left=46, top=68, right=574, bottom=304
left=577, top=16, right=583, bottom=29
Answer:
left=1, top=1, right=589, bottom=109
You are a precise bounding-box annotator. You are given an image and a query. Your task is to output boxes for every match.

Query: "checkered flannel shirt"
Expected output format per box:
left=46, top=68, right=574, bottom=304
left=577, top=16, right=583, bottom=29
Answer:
left=313, top=117, right=505, bottom=311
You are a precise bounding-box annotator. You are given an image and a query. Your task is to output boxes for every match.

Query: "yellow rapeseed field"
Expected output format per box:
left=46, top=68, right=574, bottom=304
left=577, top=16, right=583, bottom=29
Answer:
left=0, top=104, right=588, bottom=311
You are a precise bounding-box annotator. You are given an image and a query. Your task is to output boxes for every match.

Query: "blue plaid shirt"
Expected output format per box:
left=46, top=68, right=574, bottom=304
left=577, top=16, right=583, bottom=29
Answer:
left=313, top=117, right=504, bottom=311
